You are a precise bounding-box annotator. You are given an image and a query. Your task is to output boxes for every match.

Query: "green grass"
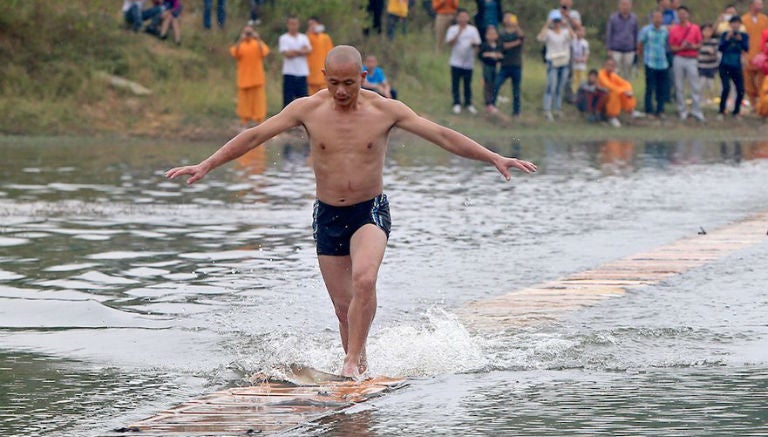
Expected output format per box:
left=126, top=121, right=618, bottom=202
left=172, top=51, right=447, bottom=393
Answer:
left=0, top=0, right=764, bottom=141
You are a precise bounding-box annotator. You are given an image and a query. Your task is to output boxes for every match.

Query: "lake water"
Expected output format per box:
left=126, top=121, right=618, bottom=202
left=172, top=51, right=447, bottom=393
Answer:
left=1, top=135, right=767, bottom=436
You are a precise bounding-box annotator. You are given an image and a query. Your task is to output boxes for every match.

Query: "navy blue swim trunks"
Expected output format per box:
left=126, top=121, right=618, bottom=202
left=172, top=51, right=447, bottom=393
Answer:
left=312, top=193, right=391, bottom=256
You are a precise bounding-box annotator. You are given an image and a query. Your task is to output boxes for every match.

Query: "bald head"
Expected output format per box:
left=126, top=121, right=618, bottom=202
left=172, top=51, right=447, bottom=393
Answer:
left=325, top=45, right=363, bottom=71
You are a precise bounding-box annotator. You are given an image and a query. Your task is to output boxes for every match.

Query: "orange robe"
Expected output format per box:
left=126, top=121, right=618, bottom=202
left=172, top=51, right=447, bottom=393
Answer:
left=230, top=38, right=270, bottom=123
left=307, top=32, right=334, bottom=95
left=756, top=75, right=768, bottom=117
left=741, top=12, right=768, bottom=101
left=597, top=69, right=636, bottom=117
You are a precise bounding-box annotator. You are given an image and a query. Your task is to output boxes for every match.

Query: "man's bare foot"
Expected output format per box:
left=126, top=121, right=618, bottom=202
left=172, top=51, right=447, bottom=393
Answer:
left=341, top=359, right=361, bottom=380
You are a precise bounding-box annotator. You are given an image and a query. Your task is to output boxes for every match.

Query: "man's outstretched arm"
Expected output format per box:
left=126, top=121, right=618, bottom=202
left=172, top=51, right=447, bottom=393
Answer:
left=165, top=101, right=304, bottom=184
left=392, top=101, right=537, bottom=180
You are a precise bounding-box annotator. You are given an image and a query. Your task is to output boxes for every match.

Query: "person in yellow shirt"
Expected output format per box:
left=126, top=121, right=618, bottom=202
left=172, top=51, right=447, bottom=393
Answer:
left=230, top=25, right=270, bottom=128
left=306, top=17, right=334, bottom=95
left=386, top=0, right=408, bottom=40
left=742, top=0, right=768, bottom=107
left=597, top=57, right=643, bottom=127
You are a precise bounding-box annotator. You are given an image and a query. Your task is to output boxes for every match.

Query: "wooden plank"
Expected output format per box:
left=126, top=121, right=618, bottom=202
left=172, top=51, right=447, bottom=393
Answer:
left=461, top=211, right=768, bottom=330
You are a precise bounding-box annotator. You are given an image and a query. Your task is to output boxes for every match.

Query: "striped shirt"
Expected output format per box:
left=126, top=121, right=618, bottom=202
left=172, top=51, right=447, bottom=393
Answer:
left=698, top=37, right=719, bottom=69
left=638, top=24, right=669, bottom=70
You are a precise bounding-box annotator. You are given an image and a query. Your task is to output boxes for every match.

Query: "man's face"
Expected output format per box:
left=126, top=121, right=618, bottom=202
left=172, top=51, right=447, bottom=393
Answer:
left=456, top=11, right=469, bottom=25
left=588, top=73, right=597, bottom=84
left=658, top=0, right=670, bottom=9
left=725, top=7, right=737, bottom=16
left=619, top=0, right=631, bottom=14
left=287, top=18, right=299, bottom=33
left=752, top=1, right=764, bottom=14
left=677, top=8, right=689, bottom=22
left=307, top=19, right=317, bottom=33
left=324, top=62, right=363, bottom=107
left=652, top=11, right=663, bottom=27
left=731, top=20, right=742, bottom=32
left=605, top=59, right=616, bottom=73
left=560, top=0, right=573, bottom=9
left=364, top=56, right=377, bottom=71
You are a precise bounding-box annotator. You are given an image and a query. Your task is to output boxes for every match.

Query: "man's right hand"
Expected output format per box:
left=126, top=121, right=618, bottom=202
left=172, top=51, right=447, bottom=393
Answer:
left=165, top=163, right=211, bottom=185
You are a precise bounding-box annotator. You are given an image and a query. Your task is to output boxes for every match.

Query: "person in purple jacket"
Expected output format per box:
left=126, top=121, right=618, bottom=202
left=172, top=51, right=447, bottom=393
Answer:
left=606, top=0, right=639, bottom=79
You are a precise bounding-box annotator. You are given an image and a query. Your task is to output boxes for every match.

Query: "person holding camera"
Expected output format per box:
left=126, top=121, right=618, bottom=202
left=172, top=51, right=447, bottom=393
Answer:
left=230, top=25, right=270, bottom=129
left=718, top=16, right=749, bottom=118
left=547, top=0, right=581, bottom=31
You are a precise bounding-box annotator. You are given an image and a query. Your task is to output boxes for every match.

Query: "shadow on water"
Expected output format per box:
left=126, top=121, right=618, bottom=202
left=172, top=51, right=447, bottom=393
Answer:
left=1, top=135, right=768, bottom=435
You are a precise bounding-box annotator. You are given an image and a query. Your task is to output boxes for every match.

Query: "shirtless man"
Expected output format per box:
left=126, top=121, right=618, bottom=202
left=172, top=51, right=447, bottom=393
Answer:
left=166, top=46, right=537, bottom=378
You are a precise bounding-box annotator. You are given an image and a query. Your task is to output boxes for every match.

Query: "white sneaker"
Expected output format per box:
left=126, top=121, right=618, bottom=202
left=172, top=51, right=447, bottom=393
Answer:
left=545, top=111, right=554, bottom=121
left=693, top=112, right=706, bottom=123
left=679, top=112, right=688, bottom=121
left=609, top=117, right=622, bottom=128
left=631, top=110, right=645, bottom=118
left=452, top=104, right=461, bottom=114
left=466, top=105, right=478, bottom=115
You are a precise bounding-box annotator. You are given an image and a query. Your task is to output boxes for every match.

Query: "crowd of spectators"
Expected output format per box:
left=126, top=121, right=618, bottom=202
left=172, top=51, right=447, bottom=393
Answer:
left=122, top=1, right=768, bottom=128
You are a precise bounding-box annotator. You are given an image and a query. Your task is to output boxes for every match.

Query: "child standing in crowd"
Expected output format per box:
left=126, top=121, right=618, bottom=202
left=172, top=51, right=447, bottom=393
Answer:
left=479, top=26, right=503, bottom=113
left=571, top=26, right=590, bottom=95
left=698, top=24, right=720, bottom=105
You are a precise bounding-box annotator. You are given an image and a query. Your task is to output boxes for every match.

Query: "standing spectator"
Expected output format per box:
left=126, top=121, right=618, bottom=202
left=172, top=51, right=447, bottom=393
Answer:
left=366, top=0, right=385, bottom=35
left=606, top=0, right=638, bottom=80
left=638, top=10, right=670, bottom=118
left=697, top=24, right=719, bottom=105
left=159, top=0, right=182, bottom=45
left=548, top=0, right=582, bottom=31
left=669, top=6, right=704, bottom=122
left=571, top=26, right=590, bottom=95
left=479, top=26, right=502, bottom=112
left=203, top=0, right=226, bottom=30
left=362, top=55, right=398, bottom=99
left=386, top=0, right=409, bottom=40
left=279, top=16, right=311, bottom=108
left=650, top=0, right=678, bottom=26
left=718, top=16, right=749, bottom=118
left=433, top=0, right=459, bottom=50
left=475, top=0, right=502, bottom=41
left=716, top=5, right=743, bottom=36
left=741, top=0, right=768, bottom=109
left=446, top=9, right=481, bottom=114
left=597, top=57, right=641, bottom=127
left=492, top=12, right=524, bottom=117
left=538, top=16, right=574, bottom=121
left=307, top=17, right=334, bottom=95
left=230, top=26, right=269, bottom=128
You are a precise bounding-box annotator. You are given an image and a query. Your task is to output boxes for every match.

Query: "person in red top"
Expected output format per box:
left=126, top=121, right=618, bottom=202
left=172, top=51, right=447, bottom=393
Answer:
left=668, top=5, right=704, bottom=121
left=433, top=0, right=459, bottom=51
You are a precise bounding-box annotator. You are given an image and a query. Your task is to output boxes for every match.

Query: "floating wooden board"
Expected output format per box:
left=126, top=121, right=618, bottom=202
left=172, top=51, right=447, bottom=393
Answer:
left=461, top=210, right=768, bottom=329
left=111, top=376, right=407, bottom=436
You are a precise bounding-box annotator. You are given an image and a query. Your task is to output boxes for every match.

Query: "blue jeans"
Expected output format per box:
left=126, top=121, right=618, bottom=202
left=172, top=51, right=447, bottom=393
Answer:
left=644, top=66, right=668, bottom=115
left=493, top=65, right=522, bottom=115
left=386, top=14, right=406, bottom=40
left=203, top=0, right=226, bottom=29
left=544, top=62, right=569, bottom=112
left=124, top=4, right=163, bottom=31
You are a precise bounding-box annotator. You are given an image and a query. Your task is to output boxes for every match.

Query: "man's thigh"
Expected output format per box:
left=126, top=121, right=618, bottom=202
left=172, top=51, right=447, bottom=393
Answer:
left=349, top=224, right=388, bottom=281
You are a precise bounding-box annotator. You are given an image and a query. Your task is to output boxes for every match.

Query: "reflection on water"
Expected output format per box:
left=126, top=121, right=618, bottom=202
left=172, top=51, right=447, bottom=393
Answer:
left=1, top=135, right=768, bottom=435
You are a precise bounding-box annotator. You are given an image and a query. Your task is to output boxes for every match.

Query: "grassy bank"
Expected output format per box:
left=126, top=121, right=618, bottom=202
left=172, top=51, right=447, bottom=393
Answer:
left=1, top=0, right=765, bottom=142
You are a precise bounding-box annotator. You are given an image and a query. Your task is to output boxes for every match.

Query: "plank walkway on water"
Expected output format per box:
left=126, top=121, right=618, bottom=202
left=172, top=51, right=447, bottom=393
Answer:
left=112, top=210, right=767, bottom=436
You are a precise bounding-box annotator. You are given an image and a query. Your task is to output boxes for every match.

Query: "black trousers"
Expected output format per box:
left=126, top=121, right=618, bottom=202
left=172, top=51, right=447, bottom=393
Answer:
left=719, top=64, right=745, bottom=115
left=283, top=75, right=308, bottom=108
left=451, top=66, right=473, bottom=106
left=644, top=66, right=668, bottom=115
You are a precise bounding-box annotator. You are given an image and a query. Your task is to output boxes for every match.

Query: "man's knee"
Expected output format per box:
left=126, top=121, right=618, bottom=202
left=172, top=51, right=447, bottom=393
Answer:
left=334, top=304, right=350, bottom=323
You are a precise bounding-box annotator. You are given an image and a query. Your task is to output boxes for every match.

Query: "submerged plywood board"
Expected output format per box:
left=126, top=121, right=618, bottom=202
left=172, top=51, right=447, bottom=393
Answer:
left=461, top=210, right=768, bottom=329
left=111, top=377, right=407, bottom=436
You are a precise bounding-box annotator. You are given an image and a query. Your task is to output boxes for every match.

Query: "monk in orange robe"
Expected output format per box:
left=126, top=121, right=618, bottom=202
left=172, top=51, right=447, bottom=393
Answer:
left=306, top=17, right=334, bottom=95
left=597, top=57, right=638, bottom=127
left=230, top=26, right=270, bottom=127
